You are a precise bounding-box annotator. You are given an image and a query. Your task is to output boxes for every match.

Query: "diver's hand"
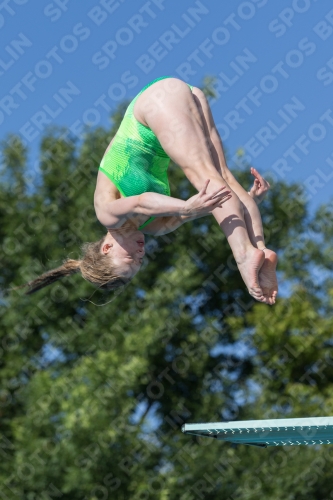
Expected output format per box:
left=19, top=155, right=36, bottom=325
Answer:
left=248, top=167, right=270, bottom=202
left=183, top=180, right=231, bottom=217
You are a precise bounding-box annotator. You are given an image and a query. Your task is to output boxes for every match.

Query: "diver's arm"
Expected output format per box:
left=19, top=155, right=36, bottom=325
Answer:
left=97, top=183, right=229, bottom=229
left=96, top=193, right=188, bottom=229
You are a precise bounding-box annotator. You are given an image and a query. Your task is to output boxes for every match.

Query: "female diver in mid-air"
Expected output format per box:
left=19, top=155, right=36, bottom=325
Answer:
left=22, top=77, right=278, bottom=304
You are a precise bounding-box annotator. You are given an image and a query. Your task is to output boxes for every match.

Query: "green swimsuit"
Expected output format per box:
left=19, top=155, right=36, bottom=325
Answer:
left=99, top=76, right=193, bottom=230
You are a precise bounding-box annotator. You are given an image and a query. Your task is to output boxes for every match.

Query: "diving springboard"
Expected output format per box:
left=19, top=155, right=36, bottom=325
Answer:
left=182, top=417, right=333, bottom=447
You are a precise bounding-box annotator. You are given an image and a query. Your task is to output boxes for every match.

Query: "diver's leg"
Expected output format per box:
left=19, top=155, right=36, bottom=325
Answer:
left=191, top=86, right=278, bottom=304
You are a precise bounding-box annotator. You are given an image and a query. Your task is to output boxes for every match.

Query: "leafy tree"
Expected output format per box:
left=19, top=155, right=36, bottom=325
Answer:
left=1, top=87, right=333, bottom=500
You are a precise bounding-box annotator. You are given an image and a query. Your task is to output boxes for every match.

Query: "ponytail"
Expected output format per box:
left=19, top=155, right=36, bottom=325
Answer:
left=23, top=259, right=82, bottom=295
left=9, top=236, right=129, bottom=295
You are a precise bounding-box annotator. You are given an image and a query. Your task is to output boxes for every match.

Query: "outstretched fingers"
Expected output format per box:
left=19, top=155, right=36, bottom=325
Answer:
left=207, top=190, right=232, bottom=208
left=250, top=167, right=271, bottom=191
left=199, top=180, right=231, bottom=206
left=200, top=179, right=229, bottom=197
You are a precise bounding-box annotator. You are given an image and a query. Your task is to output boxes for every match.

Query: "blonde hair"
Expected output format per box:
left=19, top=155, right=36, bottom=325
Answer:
left=16, top=236, right=129, bottom=295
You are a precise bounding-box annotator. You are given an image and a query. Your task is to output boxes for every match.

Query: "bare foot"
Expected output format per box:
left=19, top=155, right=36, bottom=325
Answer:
left=258, top=248, right=278, bottom=305
left=236, top=247, right=266, bottom=303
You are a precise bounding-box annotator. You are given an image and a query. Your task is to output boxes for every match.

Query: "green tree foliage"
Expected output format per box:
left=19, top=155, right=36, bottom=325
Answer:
left=1, top=98, right=333, bottom=499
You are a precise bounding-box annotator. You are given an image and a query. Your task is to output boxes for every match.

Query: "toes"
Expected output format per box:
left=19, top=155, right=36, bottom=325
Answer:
left=249, top=290, right=268, bottom=303
left=252, top=286, right=264, bottom=294
left=250, top=292, right=265, bottom=300
left=267, top=291, right=277, bottom=305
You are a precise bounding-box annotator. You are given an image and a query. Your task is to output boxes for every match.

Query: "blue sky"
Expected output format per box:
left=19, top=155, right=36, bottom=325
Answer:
left=1, top=0, right=333, bottom=212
